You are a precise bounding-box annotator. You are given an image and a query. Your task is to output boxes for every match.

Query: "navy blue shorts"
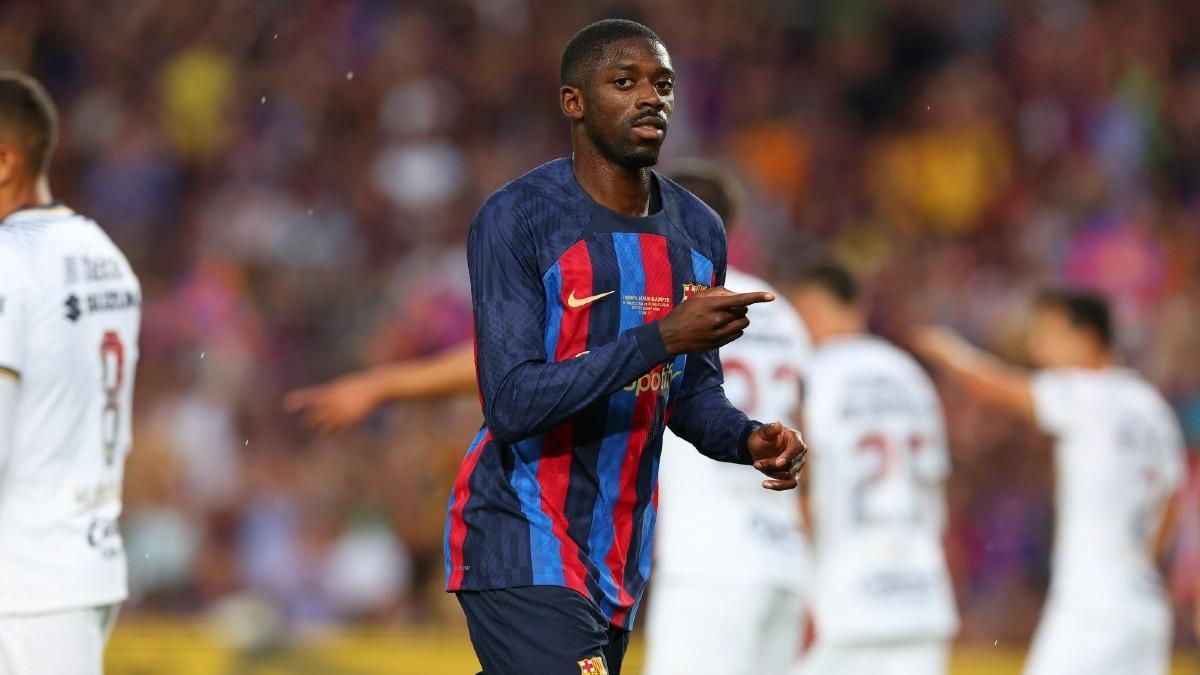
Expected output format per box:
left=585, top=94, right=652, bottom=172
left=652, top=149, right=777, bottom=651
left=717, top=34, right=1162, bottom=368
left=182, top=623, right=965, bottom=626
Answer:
left=457, top=586, right=631, bottom=675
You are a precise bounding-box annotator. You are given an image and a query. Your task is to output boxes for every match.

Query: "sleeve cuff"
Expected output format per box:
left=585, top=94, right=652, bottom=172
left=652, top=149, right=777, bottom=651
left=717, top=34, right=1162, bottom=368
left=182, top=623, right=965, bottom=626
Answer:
left=736, top=420, right=762, bottom=465
left=631, top=321, right=670, bottom=367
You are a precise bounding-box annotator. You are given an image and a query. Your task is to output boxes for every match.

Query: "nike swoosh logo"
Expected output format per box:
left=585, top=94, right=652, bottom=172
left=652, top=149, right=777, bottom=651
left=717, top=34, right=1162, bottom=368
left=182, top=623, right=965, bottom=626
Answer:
left=567, top=290, right=614, bottom=308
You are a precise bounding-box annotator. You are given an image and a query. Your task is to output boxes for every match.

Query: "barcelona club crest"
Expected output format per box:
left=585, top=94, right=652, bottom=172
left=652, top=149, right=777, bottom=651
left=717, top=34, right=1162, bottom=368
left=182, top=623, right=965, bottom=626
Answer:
left=577, top=656, right=608, bottom=674
left=681, top=282, right=707, bottom=301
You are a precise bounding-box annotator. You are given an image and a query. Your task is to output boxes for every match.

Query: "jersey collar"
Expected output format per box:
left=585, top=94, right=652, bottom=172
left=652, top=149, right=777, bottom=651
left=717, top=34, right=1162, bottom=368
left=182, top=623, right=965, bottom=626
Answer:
left=2, top=200, right=72, bottom=224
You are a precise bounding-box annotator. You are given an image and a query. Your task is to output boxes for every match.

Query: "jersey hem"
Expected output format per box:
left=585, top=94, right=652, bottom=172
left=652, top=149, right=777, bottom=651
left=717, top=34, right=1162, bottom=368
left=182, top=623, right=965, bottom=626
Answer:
left=651, top=571, right=806, bottom=592
left=0, top=590, right=128, bottom=617
left=447, top=571, right=635, bottom=629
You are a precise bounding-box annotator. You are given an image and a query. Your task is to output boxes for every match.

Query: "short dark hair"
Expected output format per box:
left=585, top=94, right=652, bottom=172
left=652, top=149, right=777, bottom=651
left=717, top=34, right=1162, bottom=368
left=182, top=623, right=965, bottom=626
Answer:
left=668, top=160, right=744, bottom=227
left=560, top=19, right=664, bottom=88
left=795, top=259, right=860, bottom=304
left=1035, top=289, right=1114, bottom=348
left=0, top=72, right=57, bottom=177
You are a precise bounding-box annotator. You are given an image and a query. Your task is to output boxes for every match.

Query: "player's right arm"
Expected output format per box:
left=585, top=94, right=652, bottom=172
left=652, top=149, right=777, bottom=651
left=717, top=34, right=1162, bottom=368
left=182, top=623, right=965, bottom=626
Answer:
left=471, top=192, right=766, bottom=444
left=0, top=373, right=14, bottom=473
left=911, top=325, right=1035, bottom=421
left=1152, top=490, right=1183, bottom=565
left=284, top=341, right=477, bottom=432
left=0, top=246, right=30, bottom=472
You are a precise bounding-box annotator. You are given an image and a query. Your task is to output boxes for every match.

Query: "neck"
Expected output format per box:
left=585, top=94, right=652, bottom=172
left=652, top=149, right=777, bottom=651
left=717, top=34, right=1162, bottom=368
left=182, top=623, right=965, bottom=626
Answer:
left=810, top=314, right=865, bottom=346
left=1073, top=349, right=1113, bottom=370
left=0, top=174, right=52, bottom=222
left=570, top=138, right=654, bottom=216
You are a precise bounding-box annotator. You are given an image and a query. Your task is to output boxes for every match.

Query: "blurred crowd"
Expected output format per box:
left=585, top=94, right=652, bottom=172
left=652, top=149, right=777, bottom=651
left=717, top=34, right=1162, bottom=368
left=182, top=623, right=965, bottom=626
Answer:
left=0, top=0, right=1197, bottom=645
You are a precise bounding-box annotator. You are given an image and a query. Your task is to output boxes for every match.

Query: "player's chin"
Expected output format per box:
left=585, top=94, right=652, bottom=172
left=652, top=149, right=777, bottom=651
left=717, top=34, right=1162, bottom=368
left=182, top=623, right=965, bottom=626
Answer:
left=617, top=141, right=663, bottom=168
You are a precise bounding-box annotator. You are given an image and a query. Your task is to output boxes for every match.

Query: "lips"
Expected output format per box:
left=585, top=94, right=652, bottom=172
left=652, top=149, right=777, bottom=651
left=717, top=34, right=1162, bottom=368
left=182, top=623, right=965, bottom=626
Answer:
left=633, top=115, right=666, bottom=130
left=631, top=114, right=667, bottom=140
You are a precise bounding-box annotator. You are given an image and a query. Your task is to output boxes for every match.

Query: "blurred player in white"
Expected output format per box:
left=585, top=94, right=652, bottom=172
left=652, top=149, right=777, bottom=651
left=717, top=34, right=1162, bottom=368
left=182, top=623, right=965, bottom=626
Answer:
left=0, top=72, right=141, bottom=674
left=643, top=164, right=810, bottom=675
left=914, top=290, right=1186, bottom=675
left=285, top=164, right=813, bottom=674
left=792, top=261, right=957, bottom=675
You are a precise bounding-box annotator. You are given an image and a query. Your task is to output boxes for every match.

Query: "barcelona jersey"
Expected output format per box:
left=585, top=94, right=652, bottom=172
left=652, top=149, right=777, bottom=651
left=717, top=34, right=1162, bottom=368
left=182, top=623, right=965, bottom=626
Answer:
left=444, top=158, right=759, bottom=629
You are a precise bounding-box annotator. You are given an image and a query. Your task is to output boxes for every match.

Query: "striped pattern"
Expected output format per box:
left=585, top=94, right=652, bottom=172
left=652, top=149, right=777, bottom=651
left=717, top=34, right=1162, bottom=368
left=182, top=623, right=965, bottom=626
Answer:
left=446, top=231, right=715, bottom=629
left=443, top=428, right=490, bottom=589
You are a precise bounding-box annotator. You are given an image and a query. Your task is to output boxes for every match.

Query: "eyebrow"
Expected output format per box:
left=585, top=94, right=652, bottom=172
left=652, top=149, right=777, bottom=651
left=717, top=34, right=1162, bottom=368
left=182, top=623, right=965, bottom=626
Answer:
left=611, top=63, right=675, bottom=77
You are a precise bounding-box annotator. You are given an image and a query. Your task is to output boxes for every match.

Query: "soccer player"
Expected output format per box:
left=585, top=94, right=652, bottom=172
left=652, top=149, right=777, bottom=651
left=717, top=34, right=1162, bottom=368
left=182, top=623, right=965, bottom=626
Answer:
left=793, top=262, right=958, bottom=675
left=284, top=165, right=811, bottom=675
left=0, top=73, right=141, bottom=674
left=448, top=20, right=805, bottom=674
left=913, top=291, right=1185, bottom=675
left=645, top=163, right=811, bottom=675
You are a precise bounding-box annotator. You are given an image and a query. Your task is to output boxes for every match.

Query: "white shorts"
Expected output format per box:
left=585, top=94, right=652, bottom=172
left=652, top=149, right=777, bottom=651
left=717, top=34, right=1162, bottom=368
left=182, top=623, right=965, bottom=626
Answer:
left=1023, top=598, right=1171, bottom=675
left=0, top=604, right=119, bottom=675
left=645, top=580, right=805, bottom=675
left=794, top=640, right=949, bottom=675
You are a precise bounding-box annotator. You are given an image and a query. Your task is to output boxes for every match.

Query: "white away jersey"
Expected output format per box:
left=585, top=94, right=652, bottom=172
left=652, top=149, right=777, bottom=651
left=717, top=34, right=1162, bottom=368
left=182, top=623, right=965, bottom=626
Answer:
left=1031, top=367, right=1185, bottom=615
left=804, top=335, right=958, bottom=643
left=655, top=268, right=811, bottom=589
left=0, top=205, right=140, bottom=614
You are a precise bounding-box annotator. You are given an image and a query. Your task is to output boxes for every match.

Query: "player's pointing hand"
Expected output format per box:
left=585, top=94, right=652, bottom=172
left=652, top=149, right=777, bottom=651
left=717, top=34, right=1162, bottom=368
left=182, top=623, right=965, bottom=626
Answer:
left=748, top=421, right=807, bottom=491
left=657, top=286, right=774, bottom=354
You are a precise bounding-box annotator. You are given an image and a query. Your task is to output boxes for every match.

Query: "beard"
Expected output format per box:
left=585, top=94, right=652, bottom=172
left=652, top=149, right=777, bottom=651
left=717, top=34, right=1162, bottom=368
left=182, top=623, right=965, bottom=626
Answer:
left=585, top=116, right=663, bottom=169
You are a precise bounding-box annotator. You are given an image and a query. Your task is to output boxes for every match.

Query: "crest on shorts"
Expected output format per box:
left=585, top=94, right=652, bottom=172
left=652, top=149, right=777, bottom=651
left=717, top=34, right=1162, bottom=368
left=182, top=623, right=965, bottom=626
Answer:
left=577, top=656, right=608, bottom=675
left=682, top=282, right=707, bottom=300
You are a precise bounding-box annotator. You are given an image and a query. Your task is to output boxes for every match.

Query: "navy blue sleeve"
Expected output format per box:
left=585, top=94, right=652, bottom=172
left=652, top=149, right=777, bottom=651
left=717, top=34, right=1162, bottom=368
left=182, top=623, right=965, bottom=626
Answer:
left=665, top=221, right=760, bottom=465
left=470, top=191, right=669, bottom=444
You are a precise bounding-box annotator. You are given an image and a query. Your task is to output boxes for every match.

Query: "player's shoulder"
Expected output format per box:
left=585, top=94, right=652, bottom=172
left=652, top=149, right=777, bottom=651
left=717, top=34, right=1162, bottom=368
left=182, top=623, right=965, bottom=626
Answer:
left=1108, top=368, right=1177, bottom=417
left=815, top=334, right=884, bottom=361
left=0, top=206, right=75, bottom=282
left=0, top=237, right=33, bottom=287
left=1035, top=366, right=1170, bottom=414
left=2, top=204, right=91, bottom=243
left=474, top=158, right=592, bottom=236
left=487, top=158, right=584, bottom=214
left=2, top=207, right=133, bottom=277
left=657, top=173, right=723, bottom=236
left=1033, top=366, right=1117, bottom=400
left=817, top=335, right=921, bottom=376
left=872, top=336, right=925, bottom=370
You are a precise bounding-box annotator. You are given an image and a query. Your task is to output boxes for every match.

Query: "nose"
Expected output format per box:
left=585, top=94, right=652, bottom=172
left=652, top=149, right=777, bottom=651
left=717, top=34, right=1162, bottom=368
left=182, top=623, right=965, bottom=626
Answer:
left=636, top=80, right=667, bottom=111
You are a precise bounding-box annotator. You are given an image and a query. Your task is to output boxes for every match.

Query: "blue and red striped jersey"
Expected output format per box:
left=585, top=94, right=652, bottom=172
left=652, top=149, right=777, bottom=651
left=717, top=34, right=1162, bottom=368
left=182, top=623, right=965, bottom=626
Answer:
left=444, top=158, right=759, bottom=628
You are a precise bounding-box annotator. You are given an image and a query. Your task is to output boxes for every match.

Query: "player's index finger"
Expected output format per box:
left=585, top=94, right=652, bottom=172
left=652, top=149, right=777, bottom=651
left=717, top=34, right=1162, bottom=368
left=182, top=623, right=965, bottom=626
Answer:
left=711, top=291, right=774, bottom=308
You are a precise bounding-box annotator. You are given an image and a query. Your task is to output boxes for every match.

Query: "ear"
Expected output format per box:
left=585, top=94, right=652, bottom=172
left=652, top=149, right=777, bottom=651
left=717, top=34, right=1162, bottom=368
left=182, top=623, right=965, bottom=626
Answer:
left=560, top=85, right=584, bottom=121
left=0, top=146, right=18, bottom=187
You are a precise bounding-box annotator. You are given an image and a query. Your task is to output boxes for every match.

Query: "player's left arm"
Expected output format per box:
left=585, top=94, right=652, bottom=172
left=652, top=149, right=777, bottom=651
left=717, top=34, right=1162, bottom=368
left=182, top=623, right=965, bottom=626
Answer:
left=667, top=240, right=805, bottom=489
left=911, top=325, right=1035, bottom=421
left=1150, top=427, right=1191, bottom=615
left=668, top=347, right=806, bottom=490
